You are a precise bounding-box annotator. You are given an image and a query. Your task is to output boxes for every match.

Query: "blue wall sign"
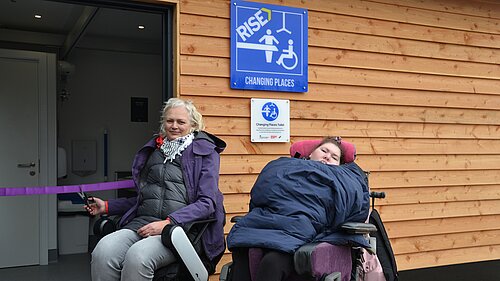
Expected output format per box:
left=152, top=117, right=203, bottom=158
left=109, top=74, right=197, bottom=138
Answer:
left=231, top=1, right=308, bottom=92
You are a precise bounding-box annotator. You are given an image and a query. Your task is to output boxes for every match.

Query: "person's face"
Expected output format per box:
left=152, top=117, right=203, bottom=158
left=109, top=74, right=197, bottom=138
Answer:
left=164, top=106, right=193, bottom=140
left=309, top=142, right=341, bottom=166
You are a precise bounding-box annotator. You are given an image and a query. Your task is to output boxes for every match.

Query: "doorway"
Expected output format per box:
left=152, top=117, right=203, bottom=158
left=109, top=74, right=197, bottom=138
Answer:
left=0, top=0, right=173, bottom=267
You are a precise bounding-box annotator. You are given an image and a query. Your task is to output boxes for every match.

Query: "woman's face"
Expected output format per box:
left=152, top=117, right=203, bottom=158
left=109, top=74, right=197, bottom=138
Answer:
left=164, top=106, right=193, bottom=140
left=309, top=142, right=341, bottom=166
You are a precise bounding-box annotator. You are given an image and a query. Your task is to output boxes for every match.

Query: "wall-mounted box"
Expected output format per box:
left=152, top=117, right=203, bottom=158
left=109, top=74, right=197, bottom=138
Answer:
left=72, top=140, right=97, bottom=177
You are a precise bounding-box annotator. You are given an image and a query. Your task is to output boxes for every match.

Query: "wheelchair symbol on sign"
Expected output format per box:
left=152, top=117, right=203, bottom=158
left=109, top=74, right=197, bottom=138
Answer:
left=276, top=39, right=298, bottom=70
left=262, top=102, right=279, bottom=121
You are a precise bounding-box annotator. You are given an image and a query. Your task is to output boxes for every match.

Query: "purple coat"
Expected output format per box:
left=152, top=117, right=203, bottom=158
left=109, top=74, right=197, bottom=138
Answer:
left=107, top=131, right=226, bottom=261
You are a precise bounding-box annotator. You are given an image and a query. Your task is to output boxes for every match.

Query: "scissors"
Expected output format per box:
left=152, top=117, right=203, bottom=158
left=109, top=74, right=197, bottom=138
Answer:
left=77, top=187, right=95, bottom=207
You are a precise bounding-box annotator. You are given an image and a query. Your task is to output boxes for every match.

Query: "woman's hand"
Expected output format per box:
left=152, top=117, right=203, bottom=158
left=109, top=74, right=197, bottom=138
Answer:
left=84, top=197, right=105, bottom=216
left=137, top=219, right=171, bottom=237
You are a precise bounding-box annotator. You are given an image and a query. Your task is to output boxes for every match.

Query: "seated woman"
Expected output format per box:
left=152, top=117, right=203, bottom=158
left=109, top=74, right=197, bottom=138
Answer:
left=227, top=137, right=370, bottom=281
left=85, top=98, right=226, bottom=281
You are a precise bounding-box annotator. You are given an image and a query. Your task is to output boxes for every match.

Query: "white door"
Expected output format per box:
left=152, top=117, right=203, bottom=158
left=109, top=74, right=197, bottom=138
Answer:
left=0, top=51, right=43, bottom=267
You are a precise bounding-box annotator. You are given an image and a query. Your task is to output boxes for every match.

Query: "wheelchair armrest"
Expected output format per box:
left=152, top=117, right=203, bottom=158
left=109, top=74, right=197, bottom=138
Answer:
left=161, top=225, right=208, bottom=281
left=93, top=215, right=118, bottom=238
left=230, top=215, right=244, bottom=223
left=184, top=218, right=216, bottom=232
left=341, top=222, right=377, bottom=235
left=219, top=261, right=232, bottom=281
left=294, top=242, right=351, bottom=279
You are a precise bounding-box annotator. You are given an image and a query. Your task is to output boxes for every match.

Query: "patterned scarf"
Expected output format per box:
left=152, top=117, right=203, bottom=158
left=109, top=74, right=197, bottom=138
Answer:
left=159, top=133, right=195, bottom=163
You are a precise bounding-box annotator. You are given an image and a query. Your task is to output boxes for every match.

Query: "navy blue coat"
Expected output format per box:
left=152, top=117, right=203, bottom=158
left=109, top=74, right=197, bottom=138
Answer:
left=227, top=157, right=370, bottom=253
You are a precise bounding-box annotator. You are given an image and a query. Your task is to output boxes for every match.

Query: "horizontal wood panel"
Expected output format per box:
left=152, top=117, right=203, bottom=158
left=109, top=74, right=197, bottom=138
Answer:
left=378, top=200, right=500, bottom=222
left=180, top=0, right=500, bottom=34
left=219, top=170, right=500, bottom=198
left=396, top=244, right=500, bottom=270
left=384, top=214, right=500, bottom=238
left=180, top=34, right=500, bottom=79
left=217, top=136, right=500, bottom=155
left=181, top=76, right=500, bottom=110
left=373, top=185, right=500, bottom=205
left=308, top=11, right=500, bottom=48
left=374, top=0, right=500, bottom=19
left=220, top=182, right=500, bottom=206
left=220, top=174, right=258, bottom=194
left=392, top=230, right=500, bottom=255
left=205, top=117, right=500, bottom=139
left=310, top=29, right=500, bottom=64
left=180, top=10, right=500, bottom=48
left=180, top=56, right=500, bottom=95
left=220, top=154, right=500, bottom=175
left=369, top=169, right=500, bottom=188
left=224, top=193, right=250, bottom=213
left=191, top=96, right=500, bottom=125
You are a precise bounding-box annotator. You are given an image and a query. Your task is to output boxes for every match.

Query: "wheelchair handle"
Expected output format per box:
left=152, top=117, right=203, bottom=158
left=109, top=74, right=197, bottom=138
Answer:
left=370, top=191, right=385, bottom=199
left=370, top=192, right=386, bottom=211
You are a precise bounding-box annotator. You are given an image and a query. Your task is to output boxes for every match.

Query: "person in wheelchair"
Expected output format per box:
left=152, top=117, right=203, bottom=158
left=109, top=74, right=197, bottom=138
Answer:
left=226, top=137, right=370, bottom=281
left=85, top=98, right=226, bottom=281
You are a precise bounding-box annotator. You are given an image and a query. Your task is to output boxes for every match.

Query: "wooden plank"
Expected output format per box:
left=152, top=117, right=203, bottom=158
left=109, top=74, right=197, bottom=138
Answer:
left=217, top=136, right=500, bottom=155
left=224, top=193, right=251, bottom=213
left=308, top=11, right=500, bottom=49
left=396, top=244, right=500, bottom=270
left=384, top=214, right=500, bottom=238
left=180, top=0, right=500, bottom=34
left=220, top=154, right=278, bottom=175
left=372, top=0, right=500, bottom=19
left=219, top=154, right=500, bottom=174
left=372, top=185, right=500, bottom=205
left=180, top=76, right=500, bottom=110
left=392, top=230, right=500, bottom=255
left=180, top=56, right=500, bottom=95
left=310, top=47, right=500, bottom=80
left=349, top=138, right=500, bottom=155
left=205, top=116, right=500, bottom=139
left=220, top=174, right=258, bottom=194
left=378, top=200, right=500, bottom=222
left=180, top=14, right=228, bottom=38
left=180, top=34, right=500, bottom=79
left=290, top=0, right=500, bottom=34
left=310, top=29, right=500, bottom=64
left=180, top=11, right=500, bottom=48
left=189, top=95, right=500, bottom=125
left=369, top=170, right=500, bottom=189
left=308, top=65, right=500, bottom=95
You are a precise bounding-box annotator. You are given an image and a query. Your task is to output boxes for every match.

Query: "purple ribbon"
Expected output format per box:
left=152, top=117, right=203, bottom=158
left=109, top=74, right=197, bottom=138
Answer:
left=0, top=180, right=135, bottom=196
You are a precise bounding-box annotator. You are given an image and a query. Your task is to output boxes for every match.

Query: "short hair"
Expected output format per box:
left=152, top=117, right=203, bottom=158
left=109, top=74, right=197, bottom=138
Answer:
left=159, top=98, right=204, bottom=137
left=315, top=136, right=344, bottom=164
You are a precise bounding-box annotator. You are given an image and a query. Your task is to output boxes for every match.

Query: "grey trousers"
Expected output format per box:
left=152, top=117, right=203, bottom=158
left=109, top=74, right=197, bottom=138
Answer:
left=91, top=229, right=176, bottom=281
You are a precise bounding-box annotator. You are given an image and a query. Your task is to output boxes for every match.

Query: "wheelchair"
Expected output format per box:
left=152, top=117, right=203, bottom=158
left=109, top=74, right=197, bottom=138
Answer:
left=219, top=139, right=390, bottom=281
left=93, top=215, right=220, bottom=281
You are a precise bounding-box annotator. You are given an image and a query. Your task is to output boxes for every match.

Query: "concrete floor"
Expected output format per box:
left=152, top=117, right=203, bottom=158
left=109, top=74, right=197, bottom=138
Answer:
left=0, top=253, right=91, bottom=281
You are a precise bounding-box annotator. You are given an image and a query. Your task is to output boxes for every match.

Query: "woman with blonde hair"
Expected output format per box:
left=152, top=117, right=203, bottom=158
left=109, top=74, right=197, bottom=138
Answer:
left=87, top=98, right=226, bottom=281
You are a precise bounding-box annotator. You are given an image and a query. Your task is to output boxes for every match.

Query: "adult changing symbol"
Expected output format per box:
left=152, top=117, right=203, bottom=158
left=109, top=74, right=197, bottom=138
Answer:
left=261, top=102, right=279, bottom=121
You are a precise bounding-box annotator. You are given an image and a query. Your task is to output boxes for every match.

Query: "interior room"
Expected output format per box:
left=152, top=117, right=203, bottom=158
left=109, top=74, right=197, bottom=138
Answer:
left=0, top=0, right=169, bottom=279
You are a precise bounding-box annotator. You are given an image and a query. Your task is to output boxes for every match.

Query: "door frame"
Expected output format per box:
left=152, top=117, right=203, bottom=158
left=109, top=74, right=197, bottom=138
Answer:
left=0, top=48, right=57, bottom=265
left=61, top=0, right=176, bottom=101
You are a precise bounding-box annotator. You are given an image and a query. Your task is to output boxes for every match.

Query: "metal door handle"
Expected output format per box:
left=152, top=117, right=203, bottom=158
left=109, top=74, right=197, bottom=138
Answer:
left=17, top=162, right=36, bottom=168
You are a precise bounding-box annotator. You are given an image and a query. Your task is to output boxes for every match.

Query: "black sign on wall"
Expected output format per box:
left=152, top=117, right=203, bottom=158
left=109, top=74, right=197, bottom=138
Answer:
left=131, top=97, right=148, bottom=122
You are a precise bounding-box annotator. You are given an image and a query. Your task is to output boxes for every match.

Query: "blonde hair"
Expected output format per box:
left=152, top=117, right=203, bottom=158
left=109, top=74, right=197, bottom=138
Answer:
left=159, top=98, right=204, bottom=137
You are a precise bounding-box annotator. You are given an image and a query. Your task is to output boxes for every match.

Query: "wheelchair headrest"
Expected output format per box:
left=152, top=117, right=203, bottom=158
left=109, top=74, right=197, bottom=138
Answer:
left=290, top=138, right=356, bottom=163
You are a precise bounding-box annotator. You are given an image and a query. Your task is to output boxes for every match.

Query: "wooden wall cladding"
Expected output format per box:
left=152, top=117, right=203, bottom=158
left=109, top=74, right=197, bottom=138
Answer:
left=175, top=0, right=500, bottom=277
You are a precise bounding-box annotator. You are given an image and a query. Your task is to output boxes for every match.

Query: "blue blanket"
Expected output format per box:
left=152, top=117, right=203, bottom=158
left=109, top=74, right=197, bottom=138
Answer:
left=227, top=157, right=370, bottom=253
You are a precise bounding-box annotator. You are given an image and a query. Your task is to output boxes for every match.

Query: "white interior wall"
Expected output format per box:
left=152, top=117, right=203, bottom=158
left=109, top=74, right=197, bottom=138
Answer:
left=57, top=47, right=162, bottom=200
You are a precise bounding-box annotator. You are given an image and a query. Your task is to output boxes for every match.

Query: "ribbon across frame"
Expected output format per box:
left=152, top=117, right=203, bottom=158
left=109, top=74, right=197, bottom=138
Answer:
left=0, top=180, right=135, bottom=197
